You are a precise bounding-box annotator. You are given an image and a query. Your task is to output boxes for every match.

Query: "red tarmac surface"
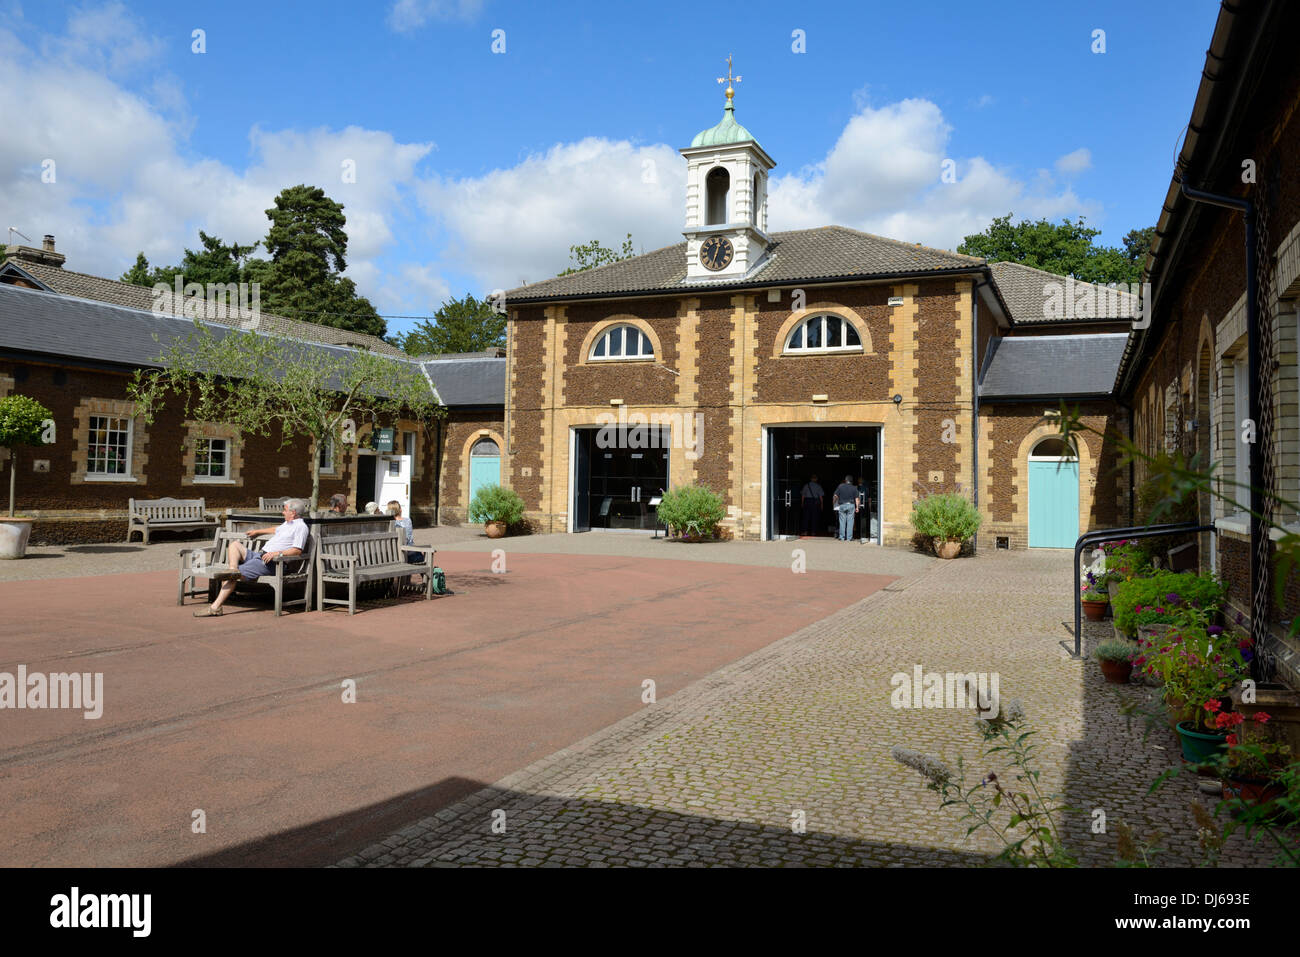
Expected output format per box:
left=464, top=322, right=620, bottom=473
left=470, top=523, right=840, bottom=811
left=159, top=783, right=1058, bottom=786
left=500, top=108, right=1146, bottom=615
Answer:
left=0, top=551, right=891, bottom=866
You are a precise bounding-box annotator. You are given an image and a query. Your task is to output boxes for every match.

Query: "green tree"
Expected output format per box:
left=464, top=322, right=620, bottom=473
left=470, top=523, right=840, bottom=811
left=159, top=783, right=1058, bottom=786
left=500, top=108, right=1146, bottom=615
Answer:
left=129, top=323, right=442, bottom=507
left=121, top=252, right=154, bottom=286
left=259, top=185, right=384, bottom=338
left=395, top=294, right=506, bottom=355
left=0, top=394, right=53, bottom=516
left=959, top=215, right=1152, bottom=285
left=558, top=234, right=636, bottom=275
left=122, top=232, right=260, bottom=288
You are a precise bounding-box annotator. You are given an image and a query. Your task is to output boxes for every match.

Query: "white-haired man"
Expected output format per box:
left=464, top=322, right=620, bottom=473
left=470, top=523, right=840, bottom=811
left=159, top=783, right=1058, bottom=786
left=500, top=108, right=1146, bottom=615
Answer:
left=194, top=499, right=309, bottom=617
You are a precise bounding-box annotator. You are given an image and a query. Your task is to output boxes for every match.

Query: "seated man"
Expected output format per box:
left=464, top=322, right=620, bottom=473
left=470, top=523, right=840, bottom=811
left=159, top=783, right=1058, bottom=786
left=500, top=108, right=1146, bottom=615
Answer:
left=194, top=499, right=309, bottom=617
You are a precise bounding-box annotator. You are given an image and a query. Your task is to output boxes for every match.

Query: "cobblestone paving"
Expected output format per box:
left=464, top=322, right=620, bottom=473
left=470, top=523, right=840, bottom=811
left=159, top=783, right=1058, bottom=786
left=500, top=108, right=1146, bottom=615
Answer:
left=338, top=549, right=1284, bottom=868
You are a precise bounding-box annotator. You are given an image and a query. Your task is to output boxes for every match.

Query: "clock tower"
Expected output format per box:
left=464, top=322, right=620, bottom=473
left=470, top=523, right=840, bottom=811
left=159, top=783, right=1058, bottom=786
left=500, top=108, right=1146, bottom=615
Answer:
left=682, top=57, right=776, bottom=282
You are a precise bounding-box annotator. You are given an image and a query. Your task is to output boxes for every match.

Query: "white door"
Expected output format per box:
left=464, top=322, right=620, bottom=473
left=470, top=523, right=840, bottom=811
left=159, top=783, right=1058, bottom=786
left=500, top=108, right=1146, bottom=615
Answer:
left=378, top=454, right=411, bottom=518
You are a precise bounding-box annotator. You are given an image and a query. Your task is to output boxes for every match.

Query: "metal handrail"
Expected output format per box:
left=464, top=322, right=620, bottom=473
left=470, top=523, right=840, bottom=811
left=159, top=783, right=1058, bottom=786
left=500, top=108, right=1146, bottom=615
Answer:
left=1068, top=523, right=1218, bottom=658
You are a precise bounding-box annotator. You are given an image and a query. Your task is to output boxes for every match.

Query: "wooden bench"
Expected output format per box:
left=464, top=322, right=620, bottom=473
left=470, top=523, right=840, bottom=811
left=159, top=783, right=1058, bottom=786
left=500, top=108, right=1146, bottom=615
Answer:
left=259, top=496, right=311, bottom=512
left=316, top=530, right=435, bottom=615
left=177, top=528, right=314, bottom=616
left=128, top=497, right=219, bottom=545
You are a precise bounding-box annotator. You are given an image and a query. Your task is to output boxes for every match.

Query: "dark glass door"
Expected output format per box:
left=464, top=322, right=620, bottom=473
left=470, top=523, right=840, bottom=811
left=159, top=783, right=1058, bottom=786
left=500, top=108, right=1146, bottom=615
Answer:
left=573, top=430, right=591, bottom=532
left=577, top=427, right=669, bottom=531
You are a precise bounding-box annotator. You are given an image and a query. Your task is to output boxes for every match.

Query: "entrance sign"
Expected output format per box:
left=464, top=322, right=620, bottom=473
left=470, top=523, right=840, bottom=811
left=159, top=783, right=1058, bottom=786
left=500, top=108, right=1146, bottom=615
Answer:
left=371, top=428, right=395, bottom=452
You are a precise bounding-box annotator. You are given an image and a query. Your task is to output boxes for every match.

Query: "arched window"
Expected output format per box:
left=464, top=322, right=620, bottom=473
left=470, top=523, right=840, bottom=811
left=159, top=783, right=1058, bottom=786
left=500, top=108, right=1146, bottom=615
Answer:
left=471, top=438, right=500, bottom=456
left=1029, top=437, right=1077, bottom=459
left=752, top=171, right=765, bottom=228
left=706, top=167, right=729, bottom=225
left=590, top=324, right=654, bottom=360
left=783, top=314, right=863, bottom=354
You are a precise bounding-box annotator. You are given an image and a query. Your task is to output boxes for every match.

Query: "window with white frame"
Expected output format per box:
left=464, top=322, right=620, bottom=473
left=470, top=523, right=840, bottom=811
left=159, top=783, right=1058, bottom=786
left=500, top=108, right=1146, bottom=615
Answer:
left=590, top=324, right=654, bottom=360
left=87, top=415, right=132, bottom=477
left=1233, top=354, right=1249, bottom=515
left=194, top=438, right=229, bottom=481
left=784, top=314, right=862, bottom=353
left=318, top=434, right=336, bottom=474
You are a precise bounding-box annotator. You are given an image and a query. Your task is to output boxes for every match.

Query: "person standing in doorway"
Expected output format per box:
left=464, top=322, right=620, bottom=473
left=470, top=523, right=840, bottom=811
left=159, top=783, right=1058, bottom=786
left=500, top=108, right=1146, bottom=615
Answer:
left=833, top=475, right=858, bottom=541
left=800, top=474, right=824, bottom=536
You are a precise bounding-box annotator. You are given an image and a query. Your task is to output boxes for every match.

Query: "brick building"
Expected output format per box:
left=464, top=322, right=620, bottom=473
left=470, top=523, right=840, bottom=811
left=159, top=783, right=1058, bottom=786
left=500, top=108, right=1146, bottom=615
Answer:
left=500, top=84, right=1132, bottom=546
left=1116, top=0, right=1300, bottom=686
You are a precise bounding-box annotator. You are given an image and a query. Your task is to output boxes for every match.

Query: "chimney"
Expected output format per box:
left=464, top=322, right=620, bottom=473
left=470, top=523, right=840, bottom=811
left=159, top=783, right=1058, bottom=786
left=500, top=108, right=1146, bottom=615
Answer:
left=4, top=234, right=66, bottom=269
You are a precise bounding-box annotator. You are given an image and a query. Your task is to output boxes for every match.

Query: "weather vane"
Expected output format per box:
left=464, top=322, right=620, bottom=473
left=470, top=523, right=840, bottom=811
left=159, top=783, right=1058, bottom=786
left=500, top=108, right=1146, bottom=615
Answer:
left=717, top=55, right=741, bottom=104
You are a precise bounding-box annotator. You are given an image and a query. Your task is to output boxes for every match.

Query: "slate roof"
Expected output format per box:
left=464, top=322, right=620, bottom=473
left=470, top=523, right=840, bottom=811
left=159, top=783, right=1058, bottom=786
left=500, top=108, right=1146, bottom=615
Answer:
left=989, top=261, right=1139, bottom=323
left=979, top=333, right=1129, bottom=399
left=0, top=257, right=406, bottom=356
left=0, top=284, right=504, bottom=407
left=505, top=226, right=984, bottom=303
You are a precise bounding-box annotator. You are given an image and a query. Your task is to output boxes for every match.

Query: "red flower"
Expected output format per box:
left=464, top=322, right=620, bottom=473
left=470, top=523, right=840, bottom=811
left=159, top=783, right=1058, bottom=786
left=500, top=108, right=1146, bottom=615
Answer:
left=1203, top=700, right=1222, bottom=713
left=1226, top=734, right=1239, bottom=746
left=1255, top=712, right=1271, bottom=723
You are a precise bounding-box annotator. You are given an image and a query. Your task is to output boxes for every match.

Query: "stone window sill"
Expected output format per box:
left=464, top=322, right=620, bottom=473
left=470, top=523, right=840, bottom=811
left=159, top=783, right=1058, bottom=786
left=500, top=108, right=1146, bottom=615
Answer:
left=84, top=475, right=138, bottom=483
left=192, top=477, right=236, bottom=485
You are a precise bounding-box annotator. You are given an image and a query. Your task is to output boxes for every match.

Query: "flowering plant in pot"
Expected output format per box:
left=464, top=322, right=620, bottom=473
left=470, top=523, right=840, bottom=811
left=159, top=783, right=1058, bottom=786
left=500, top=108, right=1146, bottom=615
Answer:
left=1080, top=572, right=1109, bottom=621
left=0, top=394, right=53, bottom=560
left=1094, top=640, right=1136, bottom=683
left=1134, top=619, right=1246, bottom=736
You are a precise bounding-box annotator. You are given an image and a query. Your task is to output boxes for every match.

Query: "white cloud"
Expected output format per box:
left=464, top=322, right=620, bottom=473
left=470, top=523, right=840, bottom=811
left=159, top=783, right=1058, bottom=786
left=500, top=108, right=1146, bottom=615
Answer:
left=1054, top=147, right=1092, bottom=176
left=419, top=138, right=686, bottom=289
left=387, top=0, right=484, bottom=32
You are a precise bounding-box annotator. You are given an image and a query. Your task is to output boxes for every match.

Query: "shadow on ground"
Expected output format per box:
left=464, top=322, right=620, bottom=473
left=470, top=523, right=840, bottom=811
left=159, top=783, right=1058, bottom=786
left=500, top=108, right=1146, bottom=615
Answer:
left=177, top=778, right=996, bottom=868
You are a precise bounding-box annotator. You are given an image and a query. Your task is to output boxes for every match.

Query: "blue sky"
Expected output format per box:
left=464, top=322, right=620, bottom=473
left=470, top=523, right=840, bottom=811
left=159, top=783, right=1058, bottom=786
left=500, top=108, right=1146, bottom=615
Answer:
left=2, top=0, right=1220, bottom=338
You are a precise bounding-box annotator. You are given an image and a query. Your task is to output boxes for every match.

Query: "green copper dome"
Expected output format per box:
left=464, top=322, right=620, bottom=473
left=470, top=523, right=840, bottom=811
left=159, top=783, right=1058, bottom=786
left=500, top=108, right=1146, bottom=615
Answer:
left=690, top=102, right=760, bottom=149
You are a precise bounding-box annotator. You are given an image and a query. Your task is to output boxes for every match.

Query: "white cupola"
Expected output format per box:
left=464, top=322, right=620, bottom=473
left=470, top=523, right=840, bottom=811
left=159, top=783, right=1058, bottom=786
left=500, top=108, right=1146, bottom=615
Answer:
left=680, top=58, right=776, bottom=282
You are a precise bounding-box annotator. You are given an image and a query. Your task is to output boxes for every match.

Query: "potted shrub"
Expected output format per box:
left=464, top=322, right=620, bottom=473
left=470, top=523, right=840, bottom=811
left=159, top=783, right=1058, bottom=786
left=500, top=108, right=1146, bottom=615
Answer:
left=1216, top=719, right=1291, bottom=809
left=1094, top=640, right=1136, bottom=683
left=468, top=483, right=525, bottom=538
left=909, top=492, right=980, bottom=559
left=1112, top=570, right=1225, bottom=638
left=0, top=394, right=53, bottom=560
left=655, top=484, right=726, bottom=541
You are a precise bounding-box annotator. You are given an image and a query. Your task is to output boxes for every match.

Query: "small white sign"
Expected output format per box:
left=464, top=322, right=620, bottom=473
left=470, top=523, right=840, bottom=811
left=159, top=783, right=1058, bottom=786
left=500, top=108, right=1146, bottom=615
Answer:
left=888, top=296, right=904, bottom=306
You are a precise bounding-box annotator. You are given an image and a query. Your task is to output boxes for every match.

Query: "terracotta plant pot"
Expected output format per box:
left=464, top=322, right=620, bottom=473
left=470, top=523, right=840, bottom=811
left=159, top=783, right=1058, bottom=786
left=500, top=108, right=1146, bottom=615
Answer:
left=0, top=517, right=34, bottom=560
left=1099, top=659, right=1133, bottom=684
left=934, top=539, right=961, bottom=559
left=1222, top=776, right=1287, bottom=809
left=1081, top=599, right=1108, bottom=622
left=484, top=521, right=507, bottom=539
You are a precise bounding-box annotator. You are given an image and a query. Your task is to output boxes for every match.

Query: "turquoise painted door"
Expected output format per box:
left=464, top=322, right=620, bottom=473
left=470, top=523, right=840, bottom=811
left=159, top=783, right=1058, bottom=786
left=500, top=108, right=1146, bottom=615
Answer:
left=469, top=455, right=500, bottom=502
left=1028, top=460, right=1079, bottom=548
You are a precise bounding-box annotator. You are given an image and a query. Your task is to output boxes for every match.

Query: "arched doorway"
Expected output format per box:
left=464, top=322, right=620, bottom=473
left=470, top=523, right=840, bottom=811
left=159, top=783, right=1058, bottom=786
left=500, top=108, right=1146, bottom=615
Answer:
left=469, top=437, right=501, bottom=505
left=1028, top=437, right=1079, bottom=548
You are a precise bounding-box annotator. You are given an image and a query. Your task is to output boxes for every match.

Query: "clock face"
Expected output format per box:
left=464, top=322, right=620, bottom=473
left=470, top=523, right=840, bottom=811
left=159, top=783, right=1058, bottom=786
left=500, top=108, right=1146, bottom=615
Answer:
left=699, top=236, right=734, bottom=271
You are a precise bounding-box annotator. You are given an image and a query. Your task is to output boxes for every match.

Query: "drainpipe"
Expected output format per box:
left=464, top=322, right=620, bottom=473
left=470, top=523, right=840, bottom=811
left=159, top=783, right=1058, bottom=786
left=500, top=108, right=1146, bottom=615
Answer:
left=1178, top=180, right=1265, bottom=677
left=971, top=281, right=983, bottom=554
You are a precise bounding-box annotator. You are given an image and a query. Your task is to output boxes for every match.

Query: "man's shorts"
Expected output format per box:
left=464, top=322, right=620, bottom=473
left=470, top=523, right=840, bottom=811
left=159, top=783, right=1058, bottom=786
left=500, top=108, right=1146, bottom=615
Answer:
left=238, top=550, right=273, bottom=580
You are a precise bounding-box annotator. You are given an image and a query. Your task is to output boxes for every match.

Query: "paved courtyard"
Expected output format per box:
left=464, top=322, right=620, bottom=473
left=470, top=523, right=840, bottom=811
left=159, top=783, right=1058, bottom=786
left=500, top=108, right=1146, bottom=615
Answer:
left=337, top=546, right=1282, bottom=868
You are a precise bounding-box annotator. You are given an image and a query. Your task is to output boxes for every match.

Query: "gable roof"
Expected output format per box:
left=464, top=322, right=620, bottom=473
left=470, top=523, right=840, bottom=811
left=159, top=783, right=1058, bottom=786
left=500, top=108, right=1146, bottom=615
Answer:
left=0, top=257, right=406, bottom=357
left=505, top=226, right=985, bottom=303
left=979, top=333, right=1129, bottom=400
left=989, top=261, right=1139, bottom=324
left=0, top=284, right=504, bottom=407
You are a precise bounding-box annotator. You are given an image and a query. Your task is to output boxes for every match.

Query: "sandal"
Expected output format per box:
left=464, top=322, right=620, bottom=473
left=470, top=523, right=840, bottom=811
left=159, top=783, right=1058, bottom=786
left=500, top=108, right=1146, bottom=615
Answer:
left=193, top=607, right=224, bottom=617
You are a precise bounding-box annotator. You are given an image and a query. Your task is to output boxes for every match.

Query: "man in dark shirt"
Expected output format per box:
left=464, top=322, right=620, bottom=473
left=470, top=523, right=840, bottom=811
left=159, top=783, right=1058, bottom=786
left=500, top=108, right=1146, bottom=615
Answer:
left=800, top=474, right=824, bottom=536
left=832, top=475, right=859, bottom=541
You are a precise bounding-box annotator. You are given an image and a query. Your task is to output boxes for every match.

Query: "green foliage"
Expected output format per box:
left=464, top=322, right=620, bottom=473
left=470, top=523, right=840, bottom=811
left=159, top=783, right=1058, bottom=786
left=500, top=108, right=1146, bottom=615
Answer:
left=122, top=231, right=260, bottom=290
left=395, top=294, right=506, bottom=355
left=655, top=484, right=726, bottom=539
left=1112, top=571, right=1226, bottom=635
left=1135, top=620, right=1246, bottom=730
left=558, top=234, right=636, bottom=276
left=892, top=702, right=1078, bottom=867
left=1098, top=539, right=1151, bottom=581
left=909, top=492, right=981, bottom=542
left=128, top=323, right=442, bottom=508
left=0, top=394, right=51, bottom=449
left=468, top=483, right=525, bottom=525
left=957, top=214, right=1152, bottom=285
left=1094, top=640, right=1137, bottom=663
